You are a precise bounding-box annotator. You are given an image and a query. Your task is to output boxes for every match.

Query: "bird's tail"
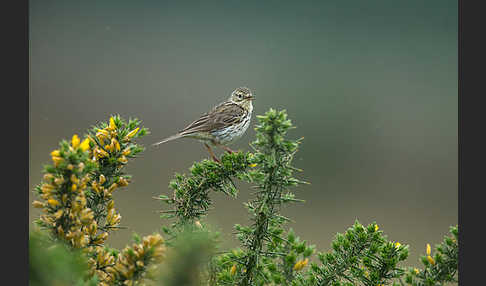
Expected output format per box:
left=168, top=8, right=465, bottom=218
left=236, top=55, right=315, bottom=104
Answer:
left=152, top=134, right=183, bottom=147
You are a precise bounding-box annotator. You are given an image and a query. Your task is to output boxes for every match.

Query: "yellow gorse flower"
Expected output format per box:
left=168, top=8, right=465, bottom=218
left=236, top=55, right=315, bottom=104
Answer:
left=109, top=117, right=116, bottom=130
left=414, top=268, right=420, bottom=274
left=107, top=200, right=115, bottom=210
left=108, top=183, right=118, bottom=193
left=53, top=209, right=64, bottom=219
left=230, top=264, right=237, bottom=275
left=32, top=200, right=45, bottom=208
left=70, top=174, right=79, bottom=183
left=41, top=183, right=55, bottom=194
left=293, top=258, right=309, bottom=271
left=88, top=221, right=98, bottom=236
left=93, top=232, right=109, bottom=245
left=104, top=144, right=113, bottom=152
left=52, top=156, right=63, bottom=164
left=249, top=163, right=257, bottom=168
left=99, top=174, right=106, bottom=185
left=426, top=243, right=431, bottom=256
left=80, top=209, right=94, bottom=223
left=106, top=208, right=115, bottom=224
left=47, top=199, right=60, bottom=207
left=126, top=127, right=139, bottom=139
left=301, top=258, right=309, bottom=267
left=91, top=181, right=102, bottom=194
left=43, top=173, right=54, bottom=181
left=72, top=134, right=80, bottom=148
left=108, top=138, right=120, bottom=152
left=375, top=224, right=379, bottom=231
left=54, top=177, right=64, bottom=185
left=80, top=138, right=90, bottom=151
left=427, top=255, right=435, bottom=265
left=117, top=177, right=129, bottom=187
left=394, top=242, right=401, bottom=249
left=51, top=150, right=61, bottom=157
left=95, top=147, right=109, bottom=158
left=96, top=129, right=110, bottom=141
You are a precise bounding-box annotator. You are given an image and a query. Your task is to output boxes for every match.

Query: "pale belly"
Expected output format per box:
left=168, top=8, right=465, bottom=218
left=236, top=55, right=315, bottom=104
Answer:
left=211, top=113, right=252, bottom=145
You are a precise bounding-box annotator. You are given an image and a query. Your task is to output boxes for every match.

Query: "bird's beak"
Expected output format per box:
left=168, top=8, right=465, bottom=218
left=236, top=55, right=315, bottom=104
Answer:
left=247, top=95, right=256, bottom=100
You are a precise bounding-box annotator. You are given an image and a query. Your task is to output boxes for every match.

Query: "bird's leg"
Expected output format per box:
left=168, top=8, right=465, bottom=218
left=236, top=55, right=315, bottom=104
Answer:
left=204, top=143, right=220, bottom=163
left=222, top=145, right=235, bottom=154
left=213, top=141, right=235, bottom=154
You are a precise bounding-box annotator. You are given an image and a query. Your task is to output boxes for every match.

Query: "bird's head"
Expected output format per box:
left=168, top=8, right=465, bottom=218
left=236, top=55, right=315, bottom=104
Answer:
left=230, top=87, right=255, bottom=105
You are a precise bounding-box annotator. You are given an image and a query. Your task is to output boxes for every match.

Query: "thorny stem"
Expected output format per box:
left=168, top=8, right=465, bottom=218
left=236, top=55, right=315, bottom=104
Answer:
left=242, top=130, right=286, bottom=285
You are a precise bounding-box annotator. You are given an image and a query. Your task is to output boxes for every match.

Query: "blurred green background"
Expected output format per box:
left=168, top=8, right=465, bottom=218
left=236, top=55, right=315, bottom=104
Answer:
left=29, top=0, right=457, bottom=267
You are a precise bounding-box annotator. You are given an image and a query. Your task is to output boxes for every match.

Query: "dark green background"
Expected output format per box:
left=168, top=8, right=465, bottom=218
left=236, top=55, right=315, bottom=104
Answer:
left=29, top=0, right=457, bottom=267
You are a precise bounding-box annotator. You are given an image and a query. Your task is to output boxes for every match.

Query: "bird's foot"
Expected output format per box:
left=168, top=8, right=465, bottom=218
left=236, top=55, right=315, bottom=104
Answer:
left=211, top=154, right=221, bottom=163
left=222, top=146, right=235, bottom=154
left=204, top=143, right=221, bottom=163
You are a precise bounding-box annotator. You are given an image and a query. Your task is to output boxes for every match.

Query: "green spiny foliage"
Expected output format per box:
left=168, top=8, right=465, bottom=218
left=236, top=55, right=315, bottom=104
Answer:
left=31, top=110, right=458, bottom=286
left=404, top=226, right=458, bottom=286
left=29, top=229, right=98, bottom=286
left=33, top=114, right=149, bottom=249
left=158, top=227, right=218, bottom=286
left=157, top=151, right=254, bottom=240
left=232, top=109, right=307, bottom=286
left=31, top=115, right=166, bottom=286
left=295, top=221, right=409, bottom=286
left=158, top=108, right=312, bottom=285
left=85, top=115, right=149, bottom=234
left=156, top=108, right=459, bottom=286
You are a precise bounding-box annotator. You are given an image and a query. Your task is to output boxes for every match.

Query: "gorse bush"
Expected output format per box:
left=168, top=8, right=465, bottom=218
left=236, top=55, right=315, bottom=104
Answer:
left=29, top=229, right=98, bottom=286
left=404, top=226, right=458, bottom=286
left=31, top=116, right=165, bottom=286
left=31, top=109, right=458, bottom=286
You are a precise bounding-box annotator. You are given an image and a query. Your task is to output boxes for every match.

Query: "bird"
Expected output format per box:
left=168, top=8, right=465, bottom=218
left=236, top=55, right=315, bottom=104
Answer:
left=153, top=87, right=255, bottom=162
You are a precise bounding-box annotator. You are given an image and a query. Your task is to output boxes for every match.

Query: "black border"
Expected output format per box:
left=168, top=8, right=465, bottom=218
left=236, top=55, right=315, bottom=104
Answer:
left=459, top=0, right=483, bottom=284
left=5, top=0, right=29, bottom=284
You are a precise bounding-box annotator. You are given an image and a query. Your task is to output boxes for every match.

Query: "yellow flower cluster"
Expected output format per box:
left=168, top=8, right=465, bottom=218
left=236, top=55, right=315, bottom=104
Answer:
left=33, top=116, right=152, bottom=286
left=230, top=264, right=237, bottom=276
left=108, top=234, right=165, bottom=286
left=293, top=258, right=309, bottom=271
left=87, top=246, right=117, bottom=285
left=106, top=201, right=122, bottom=227
left=91, top=174, right=128, bottom=201
left=426, top=243, right=435, bottom=265
left=33, top=134, right=98, bottom=249
left=91, top=116, right=138, bottom=163
left=86, top=227, right=164, bottom=286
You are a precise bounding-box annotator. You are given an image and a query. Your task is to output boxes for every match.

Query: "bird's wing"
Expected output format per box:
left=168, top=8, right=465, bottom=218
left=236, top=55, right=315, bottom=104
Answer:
left=179, top=102, right=245, bottom=136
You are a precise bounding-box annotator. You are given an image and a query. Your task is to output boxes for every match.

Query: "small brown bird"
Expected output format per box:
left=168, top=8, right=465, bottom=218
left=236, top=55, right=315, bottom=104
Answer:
left=153, top=87, right=255, bottom=162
